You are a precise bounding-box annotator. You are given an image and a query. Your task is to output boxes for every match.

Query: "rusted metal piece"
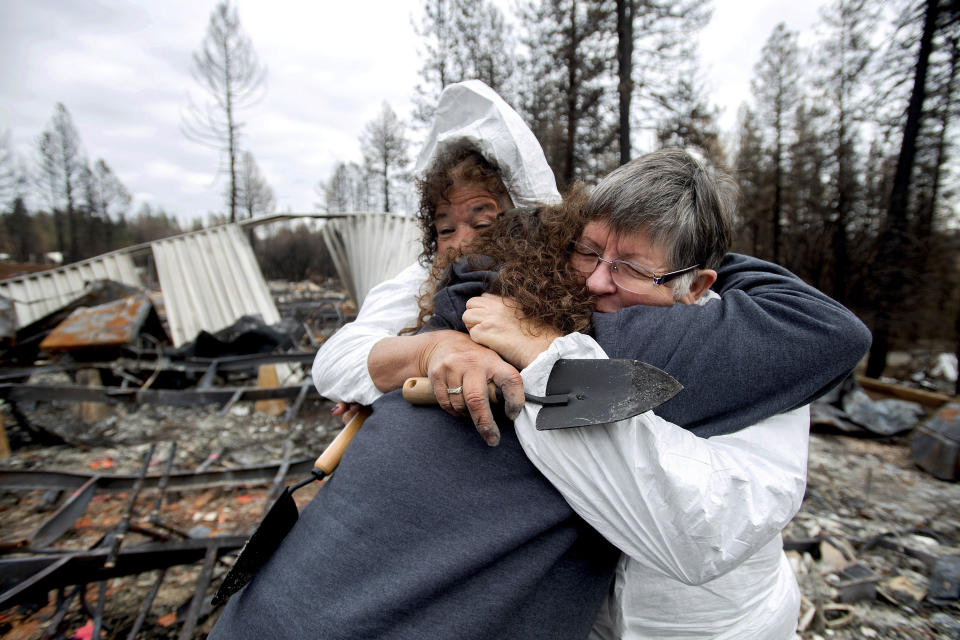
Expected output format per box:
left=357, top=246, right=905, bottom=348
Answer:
left=195, top=447, right=226, bottom=473
left=284, top=380, right=314, bottom=423
left=105, top=445, right=156, bottom=568
left=911, top=402, right=960, bottom=481
left=218, top=388, right=247, bottom=416
left=40, top=586, right=82, bottom=640
left=92, top=578, right=109, bottom=639
left=0, top=535, right=246, bottom=610
left=198, top=360, right=221, bottom=389
left=0, top=458, right=316, bottom=492
left=94, top=447, right=153, bottom=639
left=149, top=443, right=177, bottom=525
left=177, top=544, right=218, bottom=640
left=126, top=569, right=166, bottom=640
left=40, top=296, right=161, bottom=353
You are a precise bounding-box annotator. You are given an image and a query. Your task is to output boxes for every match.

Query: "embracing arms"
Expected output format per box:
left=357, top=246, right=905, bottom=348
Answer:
left=311, top=261, right=429, bottom=406
left=311, top=261, right=524, bottom=443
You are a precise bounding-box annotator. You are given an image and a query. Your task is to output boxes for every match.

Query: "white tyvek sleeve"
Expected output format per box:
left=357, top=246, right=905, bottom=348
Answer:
left=311, top=261, right=429, bottom=406
left=515, top=333, right=809, bottom=585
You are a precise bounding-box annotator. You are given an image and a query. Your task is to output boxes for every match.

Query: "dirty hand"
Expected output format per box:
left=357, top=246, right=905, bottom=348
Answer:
left=463, top=294, right=562, bottom=370
left=422, top=330, right=524, bottom=447
left=331, top=402, right=366, bottom=426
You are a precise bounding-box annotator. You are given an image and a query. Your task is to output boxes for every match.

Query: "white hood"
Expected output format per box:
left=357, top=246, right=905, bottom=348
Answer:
left=414, top=80, right=561, bottom=208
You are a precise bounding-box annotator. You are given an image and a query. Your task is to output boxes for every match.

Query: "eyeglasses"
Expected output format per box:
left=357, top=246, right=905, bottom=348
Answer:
left=568, top=241, right=700, bottom=292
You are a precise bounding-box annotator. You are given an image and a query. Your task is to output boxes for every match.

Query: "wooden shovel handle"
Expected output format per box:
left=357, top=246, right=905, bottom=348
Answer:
left=313, top=407, right=371, bottom=476
left=402, top=377, right=499, bottom=405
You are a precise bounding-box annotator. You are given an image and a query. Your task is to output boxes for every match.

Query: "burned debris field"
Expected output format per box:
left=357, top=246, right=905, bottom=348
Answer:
left=0, top=238, right=958, bottom=638
left=0, top=271, right=350, bottom=639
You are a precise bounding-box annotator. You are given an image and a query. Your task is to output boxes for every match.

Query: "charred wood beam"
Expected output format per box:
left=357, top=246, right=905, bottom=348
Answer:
left=0, top=457, right=316, bottom=492
left=0, top=536, right=245, bottom=610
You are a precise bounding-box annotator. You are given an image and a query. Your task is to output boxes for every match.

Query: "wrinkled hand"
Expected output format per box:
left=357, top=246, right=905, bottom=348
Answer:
left=422, top=330, right=524, bottom=447
left=331, top=401, right=365, bottom=426
left=462, top=294, right=562, bottom=370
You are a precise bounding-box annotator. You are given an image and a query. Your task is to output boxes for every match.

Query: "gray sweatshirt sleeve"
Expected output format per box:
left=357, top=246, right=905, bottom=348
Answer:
left=590, top=253, right=872, bottom=436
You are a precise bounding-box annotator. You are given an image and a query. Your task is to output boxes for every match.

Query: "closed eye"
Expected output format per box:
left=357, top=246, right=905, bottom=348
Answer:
left=616, top=260, right=655, bottom=280
left=573, top=242, right=601, bottom=257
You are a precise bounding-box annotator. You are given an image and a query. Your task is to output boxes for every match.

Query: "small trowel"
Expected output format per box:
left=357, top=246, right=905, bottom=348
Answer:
left=402, top=358, right=682, bottom=429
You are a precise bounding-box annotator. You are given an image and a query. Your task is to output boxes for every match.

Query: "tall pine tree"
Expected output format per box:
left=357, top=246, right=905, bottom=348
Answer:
left=751, top=23, right=802, bottom=264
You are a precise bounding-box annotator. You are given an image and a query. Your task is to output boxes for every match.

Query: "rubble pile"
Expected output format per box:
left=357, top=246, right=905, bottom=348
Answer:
left=788, top=431, right=960, bottom=639
left=267, top=279, right=354, bottom=335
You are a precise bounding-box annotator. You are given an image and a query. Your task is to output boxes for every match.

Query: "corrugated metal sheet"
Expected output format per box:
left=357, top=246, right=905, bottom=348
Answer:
left=0, top=253, right=140, bottom=328
left=321, top=213, right=420, bottom=307
left=152, top=224, right=280, bottom=347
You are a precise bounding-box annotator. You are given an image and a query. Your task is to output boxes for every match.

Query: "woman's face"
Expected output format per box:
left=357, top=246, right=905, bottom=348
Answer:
left=575, top=220, right=680, bottom=312
left=434, top=181, right=505, bottom=256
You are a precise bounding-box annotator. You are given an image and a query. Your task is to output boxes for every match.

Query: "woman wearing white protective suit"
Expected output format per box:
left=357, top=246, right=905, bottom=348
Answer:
left=311, top=80, right=560, bottom=430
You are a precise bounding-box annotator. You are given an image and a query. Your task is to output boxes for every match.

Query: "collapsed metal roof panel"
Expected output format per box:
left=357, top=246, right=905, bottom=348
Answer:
left=0, top=253, right=140, bottom=328
left=152, top=224, right=280, bottom=347
left=321, top=213, right=420, bottom=307
left=39, top=295, right=157, bottom=352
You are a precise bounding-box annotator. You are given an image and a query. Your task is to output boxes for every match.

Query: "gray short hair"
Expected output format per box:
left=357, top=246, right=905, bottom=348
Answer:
left=585, top=148, right=736, bottom=297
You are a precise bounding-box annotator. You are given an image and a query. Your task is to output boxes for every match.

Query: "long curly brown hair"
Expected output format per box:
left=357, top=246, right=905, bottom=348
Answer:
left=408, top=184, right=595, bottom=335
left=415, top=145, right=513, bottom=264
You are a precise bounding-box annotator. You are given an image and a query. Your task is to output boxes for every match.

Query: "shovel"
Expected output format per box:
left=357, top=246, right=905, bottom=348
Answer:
left=402, top=358, right=682, bottom=430
left=212, top=408, right=370, bottom=607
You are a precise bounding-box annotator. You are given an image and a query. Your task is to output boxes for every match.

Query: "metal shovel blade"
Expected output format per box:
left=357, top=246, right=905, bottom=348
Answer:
left=212, top=486, right=300, bottom=606
left=535, top=359, right=682, bottom=430
left=211, top=408, right=370, bottom=607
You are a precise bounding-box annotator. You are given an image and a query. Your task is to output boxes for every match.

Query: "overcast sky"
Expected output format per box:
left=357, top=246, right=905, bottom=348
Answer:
left=0, top=1, right=829, bottom=226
